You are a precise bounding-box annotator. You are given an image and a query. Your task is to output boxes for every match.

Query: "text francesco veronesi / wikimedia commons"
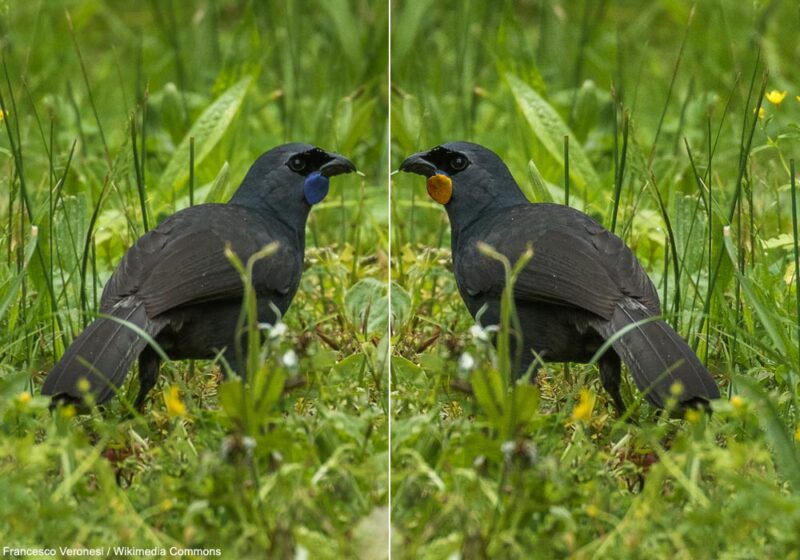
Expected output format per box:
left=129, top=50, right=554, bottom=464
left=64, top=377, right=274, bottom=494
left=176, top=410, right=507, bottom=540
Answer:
left=1, top=546, right=222, bottom=557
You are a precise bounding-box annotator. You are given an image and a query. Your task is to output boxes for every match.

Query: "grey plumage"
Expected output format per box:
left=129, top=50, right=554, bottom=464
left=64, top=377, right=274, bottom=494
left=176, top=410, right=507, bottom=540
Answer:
left=43, top=144, right=355, bottom=407
left=401, top=142, right=719, bottom=411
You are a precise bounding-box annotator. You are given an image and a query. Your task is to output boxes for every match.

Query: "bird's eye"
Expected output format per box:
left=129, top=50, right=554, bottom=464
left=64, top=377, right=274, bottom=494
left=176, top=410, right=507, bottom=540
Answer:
left=450, top=155, right=467, bottom=171
left=289, top=157, right=307, bottom=172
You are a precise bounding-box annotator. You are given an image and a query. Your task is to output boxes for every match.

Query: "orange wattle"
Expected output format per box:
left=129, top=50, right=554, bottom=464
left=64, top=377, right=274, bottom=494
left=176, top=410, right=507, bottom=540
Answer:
left=426, top=173, right=452, bottom=205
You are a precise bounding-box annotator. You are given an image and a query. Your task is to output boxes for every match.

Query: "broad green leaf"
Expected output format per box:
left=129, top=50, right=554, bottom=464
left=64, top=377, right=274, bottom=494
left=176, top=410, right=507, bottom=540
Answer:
left=512, top=383, right=540, bottom=428
left=507, top=73, right=600, bottom=195
left=471, top=366, right=507, bottom=430
left=251, top=364, right=286, bottom=419
left=332, top=353, right=368, bottom=380
left=318, top=0, right=362, bottom=71
left=391, top=355, right=426, bottom=387
left=392, top=0, right=436, bottom=64
left=390, top=281, right=412, bottom=331
left=159, top=77, right=251, bottom=193
left=217, top=378, right=245, bottom=426
left=204, top=161, right=232, bottom=203
left=526, top=160, right=554, bottom=203
left=333, top=95, right=354, bottom=152
left=344, top=278, right=389, bottom=335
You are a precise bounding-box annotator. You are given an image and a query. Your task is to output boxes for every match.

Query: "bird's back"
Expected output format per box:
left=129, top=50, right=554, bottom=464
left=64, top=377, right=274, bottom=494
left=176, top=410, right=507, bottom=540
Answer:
left=101, top=203, right=303, bottom=318
left=454, top=203, right=661, bottom=320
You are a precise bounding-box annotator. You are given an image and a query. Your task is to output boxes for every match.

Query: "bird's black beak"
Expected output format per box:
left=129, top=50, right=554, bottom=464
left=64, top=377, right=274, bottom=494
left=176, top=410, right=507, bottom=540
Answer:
left=320, top=152, right=356, bottom=177
left=400, top=152, right=436, bottom=178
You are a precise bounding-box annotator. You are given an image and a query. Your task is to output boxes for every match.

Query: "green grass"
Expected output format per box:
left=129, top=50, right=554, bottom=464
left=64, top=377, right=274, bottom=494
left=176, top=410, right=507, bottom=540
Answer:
left=0, top=1, right=388, bottom=557
left=391, top=1, right=800, bottom=557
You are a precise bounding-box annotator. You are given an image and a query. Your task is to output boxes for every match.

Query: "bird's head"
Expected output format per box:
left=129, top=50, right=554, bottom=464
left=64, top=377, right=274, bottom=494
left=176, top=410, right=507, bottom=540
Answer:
left=399, top=142, right=526, bottom=224
left=231, top=143, right=356, bottom=220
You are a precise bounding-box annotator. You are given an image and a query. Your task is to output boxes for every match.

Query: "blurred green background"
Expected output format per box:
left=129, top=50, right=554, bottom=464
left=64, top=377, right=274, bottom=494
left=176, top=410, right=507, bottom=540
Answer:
left=0, top=1, right=389, bottom=557
left=391, top=1, right=800, bottom=558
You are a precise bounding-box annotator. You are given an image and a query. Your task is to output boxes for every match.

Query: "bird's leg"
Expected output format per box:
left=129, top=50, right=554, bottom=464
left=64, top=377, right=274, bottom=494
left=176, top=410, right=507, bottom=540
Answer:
left=135, top=347, right=161, bottom=410
left=599, top=351, right=626, bottom=416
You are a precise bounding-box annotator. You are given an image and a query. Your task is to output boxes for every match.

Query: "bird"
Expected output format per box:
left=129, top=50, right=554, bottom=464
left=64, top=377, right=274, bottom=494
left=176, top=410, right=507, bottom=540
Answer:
left=400, top=141, right=720, bottom=412
left=42, top=143, right=355, bottom=408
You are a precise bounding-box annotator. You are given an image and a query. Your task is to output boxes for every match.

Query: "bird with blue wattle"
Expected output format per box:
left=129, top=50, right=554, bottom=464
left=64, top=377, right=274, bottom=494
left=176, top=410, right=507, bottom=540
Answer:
left=43, top=143, right=356, bottom=410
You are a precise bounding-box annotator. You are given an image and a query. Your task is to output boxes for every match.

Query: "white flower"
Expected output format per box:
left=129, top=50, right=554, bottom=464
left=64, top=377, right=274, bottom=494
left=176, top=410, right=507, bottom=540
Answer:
left=469, top=324, right=488, bottom=341
left=501, top=440, right=516, bottom=460
left=501, top=439, right=538, bottom=466
left=259, top=321, right=288, bottom=338
left=469, top=323, right=498, bottom=342
left=281, top=350, right=298, bottom=369
left=220, top=434, right=257, bottom=462
left=458, top=352, right=475, bottom=372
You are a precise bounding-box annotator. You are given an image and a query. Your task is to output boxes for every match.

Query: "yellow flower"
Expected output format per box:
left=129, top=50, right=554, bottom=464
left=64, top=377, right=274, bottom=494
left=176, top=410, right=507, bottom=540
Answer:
left=755, top=107, right=765, bottom=119
left=796, top=96, right=800, bottom=103
left=0, top=110, right=6, bottom=121
left=766, top=90, right=787, bottom=105
left=571, top=389, right=595, bottom=422
left=163, top=385, right=186, bottom=418
left=685, top=408, right=701, bottom=424
left=77, top=378, right=91, bottom=393
left=795, top=425, right=800, bottom=442
left=730, top=395, right=744, bottom=410
left=61, top=405, right=76, bottom=419
left=18, top=391, right=31, bottom=405
left=670, top=381, right=684, bottom=396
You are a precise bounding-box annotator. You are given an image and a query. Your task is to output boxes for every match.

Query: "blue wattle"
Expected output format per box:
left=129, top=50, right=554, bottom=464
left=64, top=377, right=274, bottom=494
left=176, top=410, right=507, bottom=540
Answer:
left=304, top=171, right=330, bottom=205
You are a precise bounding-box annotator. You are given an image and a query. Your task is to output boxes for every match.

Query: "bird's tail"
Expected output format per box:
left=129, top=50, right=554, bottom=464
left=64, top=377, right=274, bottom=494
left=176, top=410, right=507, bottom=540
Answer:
left=42, top=298, right=164, bottom=406
left=595, top=299, right=720, bottom=409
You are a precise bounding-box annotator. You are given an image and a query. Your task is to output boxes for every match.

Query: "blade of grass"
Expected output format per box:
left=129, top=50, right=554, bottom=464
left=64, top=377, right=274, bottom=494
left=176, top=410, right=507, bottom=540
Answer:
left=79, top=174, right=112, bottom=326
left=610, top=108, right=629, bottom=234
left=130, top=113, right=149, bottom=232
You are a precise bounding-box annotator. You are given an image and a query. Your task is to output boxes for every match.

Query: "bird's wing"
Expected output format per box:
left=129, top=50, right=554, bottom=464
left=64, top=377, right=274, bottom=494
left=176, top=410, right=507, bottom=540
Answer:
left=459, top=204, right=660, bottom=320
left=100, top=204, right=299, bottom=317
